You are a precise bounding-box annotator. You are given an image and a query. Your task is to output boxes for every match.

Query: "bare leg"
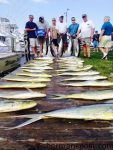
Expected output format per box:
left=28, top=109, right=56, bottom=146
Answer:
left=32, top=47, right=37, bottom=58
left=83, top=45, right=87, bottom=57
left=99, top=47, right=105, bottom=54
left=39, top=44, right=44, bottom=57
left=99, top=47, right=107, bottom=59
left=105, top=47, right=109, bottom=54
left=86, top=45, right=90, bottom=58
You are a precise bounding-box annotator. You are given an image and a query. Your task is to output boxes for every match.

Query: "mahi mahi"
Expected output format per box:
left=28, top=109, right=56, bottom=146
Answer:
left=25, top=63, right=50, bottom=67
left=22, top=69, right=48, bottom=73
left=16, top=73, right=52, bottom=78
left=3, top=76, right=51, bottom=82
left=7, top=104, right=113, bottom=129
left=0, top=90, right=46, bottom=99
left=60, top=80, right=113, bottom=87
left=22, top=66, right=53, bottom=70
left=57, top=71, right=100, bottom=76
left=57, top=65, right=92, bottom=72
left=53, top=89, right=113, bottom=101
left=0, top=100, right=37, bottom=113
left=62, top=75, right=107, bottom=81
left=0, top=82, right=46, bottom=89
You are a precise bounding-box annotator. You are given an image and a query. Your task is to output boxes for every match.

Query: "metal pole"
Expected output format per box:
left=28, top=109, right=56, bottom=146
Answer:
left=65, top=8, right=69, bottom=24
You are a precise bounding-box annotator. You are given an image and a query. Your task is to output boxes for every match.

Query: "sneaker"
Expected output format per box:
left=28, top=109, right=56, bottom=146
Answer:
left=101, top=53, right=107, bottom=59
left=34, top=54, right=38, bottom=59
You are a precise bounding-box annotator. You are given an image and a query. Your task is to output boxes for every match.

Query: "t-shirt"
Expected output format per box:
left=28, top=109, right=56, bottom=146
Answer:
left=68, top=23, right=79, bottom=36
left=37, top=21, right=49, bottom=37
left=101, top=22, right=113, bottom=36
left=25, top=21, right=38, bottom=38
left=50, top=25, right=58, bottom=39
left=57, top=22, right=67, bottom=34
left=93, top=34, right=99, bottom=42
left=79, top=20, right=95, bottom=38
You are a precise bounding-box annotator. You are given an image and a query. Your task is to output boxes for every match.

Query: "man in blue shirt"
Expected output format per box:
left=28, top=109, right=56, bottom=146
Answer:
left=68, top=17, right=79, bottom=37
left=68, top=17, right=79, bottom=56
left=99, top=16, right=113, bottom=59
left=25, top=15, right=38, bottom=58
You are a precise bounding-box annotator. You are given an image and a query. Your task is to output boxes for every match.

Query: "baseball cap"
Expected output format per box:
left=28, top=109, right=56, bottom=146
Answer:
left=59, top=15, right=64, bottom=18
left=82, top=14, right=87, bottom=18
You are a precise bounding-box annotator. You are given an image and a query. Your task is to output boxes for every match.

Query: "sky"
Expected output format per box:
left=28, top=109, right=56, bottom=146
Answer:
left=0, top=0, right=113, bottom=32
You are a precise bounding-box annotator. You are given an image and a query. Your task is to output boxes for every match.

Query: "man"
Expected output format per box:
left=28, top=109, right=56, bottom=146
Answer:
left=37, top=16, right=49, bottom=57
left=57, top=15, right=68, bottom=53
left=77, top=14, right=95, bottom=58
left=50, top=18, right=58, bottom=56
left=99, top=16, right=113, bottom=59
left=68, top=17, right=79, bottom=56
left=93, top=31, right=99, bottom=52
left=25, top=15, right=38, bottom=58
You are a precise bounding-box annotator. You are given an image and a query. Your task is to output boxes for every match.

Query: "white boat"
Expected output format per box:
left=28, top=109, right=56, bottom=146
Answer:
left=0, top=17, right=21, bottom=74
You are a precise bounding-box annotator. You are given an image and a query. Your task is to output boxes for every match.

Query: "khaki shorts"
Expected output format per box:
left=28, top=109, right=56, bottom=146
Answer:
left=81, top=37, right=91, bottom=46
left=99, top=35, right=111, bottom=48
left=29, top=38, right=38, bottom=47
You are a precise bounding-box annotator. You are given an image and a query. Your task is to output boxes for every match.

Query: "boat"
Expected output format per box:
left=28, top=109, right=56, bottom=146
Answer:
left=0, top=17, right=21, bottom=74
left=0, top=52, right=20, bottom=74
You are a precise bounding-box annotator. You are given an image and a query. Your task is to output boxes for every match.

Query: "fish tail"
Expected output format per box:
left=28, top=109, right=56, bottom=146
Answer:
left=6, top=114, right=43, bottom=130
left=52, top=94, right=65, bottom=100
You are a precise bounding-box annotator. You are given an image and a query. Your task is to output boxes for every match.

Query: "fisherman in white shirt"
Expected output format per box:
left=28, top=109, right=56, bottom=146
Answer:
left=57, top=15, right=68, bottom=53
left=77, top=14, right=95, bottom=58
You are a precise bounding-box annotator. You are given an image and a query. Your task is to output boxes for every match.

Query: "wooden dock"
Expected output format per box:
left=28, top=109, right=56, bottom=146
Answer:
left=0, top=59, right=113, bottom=150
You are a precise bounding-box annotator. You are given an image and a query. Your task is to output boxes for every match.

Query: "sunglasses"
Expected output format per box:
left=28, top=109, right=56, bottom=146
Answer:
left=72, top=20, right=75, bottom=21
left=52, top=20, right=56, bottom=21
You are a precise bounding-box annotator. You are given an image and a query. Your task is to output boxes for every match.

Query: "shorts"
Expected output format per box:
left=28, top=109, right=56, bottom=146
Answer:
left=51, top=39, right=58, bottom=47
left=29, top=38, right=38, bottom=47
left=38, top=36, right=45, bottom=44
left=81, top=37, right=91, bottom=46
left=93, top=40, right=99, bottom=48
left=99, top=35, right=111, bottom=48
left=58, top=34, right=67, bottom=45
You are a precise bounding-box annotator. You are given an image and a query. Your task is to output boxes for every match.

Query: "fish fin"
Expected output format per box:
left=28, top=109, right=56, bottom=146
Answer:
left=26, top=88, right=34, bottom=93
left=0, top=114, right=38, bottom=119
left=6, top=114, right=43, bottom=130
left=52, top=94, right=65, bottom=100
left=59, top=83, right=65, bottom=86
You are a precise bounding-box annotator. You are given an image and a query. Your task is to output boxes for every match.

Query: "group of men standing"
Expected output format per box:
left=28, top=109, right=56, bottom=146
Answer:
left=25, top=14, right=113, bottom=60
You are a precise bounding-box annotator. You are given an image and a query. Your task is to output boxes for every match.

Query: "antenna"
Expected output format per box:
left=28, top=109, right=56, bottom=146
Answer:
left=64, top=8, right=70, bottom=24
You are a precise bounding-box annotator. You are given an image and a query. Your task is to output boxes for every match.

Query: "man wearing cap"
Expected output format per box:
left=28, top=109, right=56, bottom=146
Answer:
left=57, top=15, right=68, bottom=53
left=68, top=17, right=79, bottom=55
left=37, top=16, right=49, bottom=57
left=25, top=15, right=38, bottom=58
left=99, top=16, right=113, bottom=60
left=50, top=18, right=59, bottom=56
left=77, top=14, right=95, bottom=58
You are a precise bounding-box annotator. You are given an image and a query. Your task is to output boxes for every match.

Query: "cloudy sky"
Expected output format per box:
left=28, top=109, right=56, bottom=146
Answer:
left=0, top=0, right=113, bottom=32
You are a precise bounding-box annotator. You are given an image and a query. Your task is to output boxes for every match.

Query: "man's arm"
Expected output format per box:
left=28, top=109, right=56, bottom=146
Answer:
left=91, top=27, right=95, bottom=39
left=25, top=22, right=37, bottom=31
left=25, top=28, right=36, bottom=31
